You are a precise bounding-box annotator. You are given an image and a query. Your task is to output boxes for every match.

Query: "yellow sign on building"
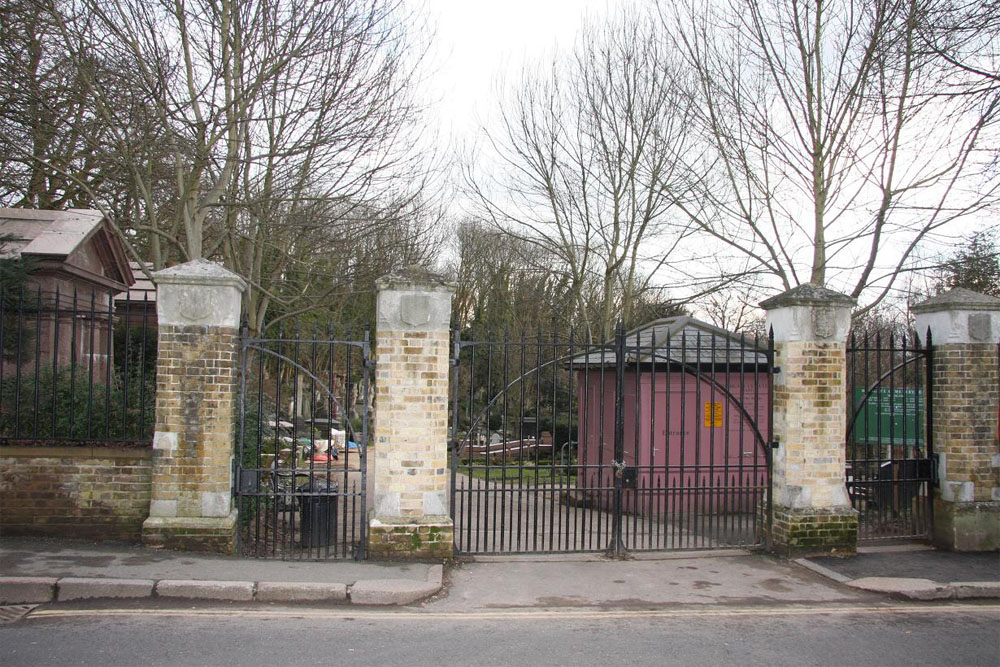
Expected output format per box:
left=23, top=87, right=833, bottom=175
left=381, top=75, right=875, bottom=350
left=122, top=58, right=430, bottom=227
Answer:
left=704, top=401, right=723, bottom=428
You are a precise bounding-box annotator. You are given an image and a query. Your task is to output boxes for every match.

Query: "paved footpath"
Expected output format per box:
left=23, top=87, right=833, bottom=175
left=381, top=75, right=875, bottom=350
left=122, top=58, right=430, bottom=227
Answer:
left=0, top=537, right=440, bottom=606
left=797, top=544, right=999, bottom=601
left=1, top=536, right=996, bottom=610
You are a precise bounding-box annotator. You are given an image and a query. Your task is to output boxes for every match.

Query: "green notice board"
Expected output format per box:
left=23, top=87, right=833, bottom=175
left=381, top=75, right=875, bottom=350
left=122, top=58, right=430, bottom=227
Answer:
left=852, top=387, right=923, bottom=446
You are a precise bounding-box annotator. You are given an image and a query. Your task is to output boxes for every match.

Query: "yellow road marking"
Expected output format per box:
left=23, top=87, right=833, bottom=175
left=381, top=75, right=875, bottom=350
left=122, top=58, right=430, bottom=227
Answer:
left=29, top=604, right=1000, bottom=622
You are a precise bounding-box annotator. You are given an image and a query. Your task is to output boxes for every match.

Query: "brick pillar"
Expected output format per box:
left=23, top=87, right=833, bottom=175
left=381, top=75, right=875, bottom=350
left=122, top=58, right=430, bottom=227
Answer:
left=369, top=267, right=455, bottom=559
left=141, top=259, right=247, bottom=553
left=761, top=284, right=858, bottom=557
left=913, top=288, right=1000, bottom=551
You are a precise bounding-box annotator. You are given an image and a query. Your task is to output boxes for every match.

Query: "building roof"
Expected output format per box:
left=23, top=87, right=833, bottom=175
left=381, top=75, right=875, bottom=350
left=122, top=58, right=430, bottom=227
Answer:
left=569, top=317, right=771, bottom=367
left=0, top=208, right=134, bottom=291
left=114, top=261, right=157, bottom=305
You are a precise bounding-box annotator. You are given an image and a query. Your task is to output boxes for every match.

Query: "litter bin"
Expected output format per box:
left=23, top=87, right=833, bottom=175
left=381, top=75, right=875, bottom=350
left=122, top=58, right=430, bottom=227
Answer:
left=297, top=479, right=338, bottom=548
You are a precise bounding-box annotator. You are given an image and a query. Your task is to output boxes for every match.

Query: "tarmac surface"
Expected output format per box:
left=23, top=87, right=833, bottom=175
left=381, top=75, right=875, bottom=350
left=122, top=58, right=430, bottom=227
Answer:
left=0, top=535, right=997, bottom=608
left=811, top=546, right=999, bottom=583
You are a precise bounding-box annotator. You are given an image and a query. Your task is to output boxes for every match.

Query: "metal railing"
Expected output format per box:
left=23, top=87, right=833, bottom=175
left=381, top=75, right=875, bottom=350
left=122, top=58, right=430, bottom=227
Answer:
left=450, top=319, right=774, bottom=556
left=235, top=320, right=371, bottom=560
left=0, top=285, right=156, bottom=444
left=846, top=329, right=933, bottom=541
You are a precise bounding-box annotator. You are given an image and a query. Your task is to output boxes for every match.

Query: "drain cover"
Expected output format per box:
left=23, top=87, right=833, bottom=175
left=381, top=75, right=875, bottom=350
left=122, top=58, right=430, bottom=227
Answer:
left=0, top=605, right=36, bottom=624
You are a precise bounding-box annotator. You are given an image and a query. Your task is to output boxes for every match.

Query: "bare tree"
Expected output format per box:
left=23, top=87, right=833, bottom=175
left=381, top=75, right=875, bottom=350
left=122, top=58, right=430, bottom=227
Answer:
left=449, top=218, right=571, bottom=333
left=27, top=0, right=438, bottom=329
left=663, top=0, right=999, bottom=313
left=916, top=1, right=1000, bottom=117
left=0, top=0, right=168, bottom=219
left=465, top=6, right=704, bottom=343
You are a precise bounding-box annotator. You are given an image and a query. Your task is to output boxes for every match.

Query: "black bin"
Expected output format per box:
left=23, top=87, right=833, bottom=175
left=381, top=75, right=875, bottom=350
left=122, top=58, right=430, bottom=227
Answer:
left=297, top=480, right=338, bottom=548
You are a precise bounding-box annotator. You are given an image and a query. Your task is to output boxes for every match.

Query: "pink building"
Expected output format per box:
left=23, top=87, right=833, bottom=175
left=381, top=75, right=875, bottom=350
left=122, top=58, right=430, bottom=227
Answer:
left=573, top=317, right=771, bottom=517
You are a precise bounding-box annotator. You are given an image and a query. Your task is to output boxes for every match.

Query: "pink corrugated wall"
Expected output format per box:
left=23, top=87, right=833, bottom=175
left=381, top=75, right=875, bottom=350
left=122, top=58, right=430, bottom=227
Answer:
left=575, top=369, right=770, bottom=515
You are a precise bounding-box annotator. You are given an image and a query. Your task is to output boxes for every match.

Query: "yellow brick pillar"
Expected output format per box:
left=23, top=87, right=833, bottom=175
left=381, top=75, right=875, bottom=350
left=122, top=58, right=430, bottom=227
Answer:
left=141, top=260, right=247, bottom=553
left=761, top=285, right=858, bottom=557
left=369, top=267, right=455, bottom=559
left=913, top=288, right=1000, bottom=551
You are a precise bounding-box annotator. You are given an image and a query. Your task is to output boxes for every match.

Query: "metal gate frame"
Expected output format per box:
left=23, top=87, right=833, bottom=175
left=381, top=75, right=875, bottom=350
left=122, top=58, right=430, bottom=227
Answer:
left=846, top=328, right=935, bottom=542
left=235, top=323, right=371, bottom=560
left=450, top=318, right=775, bottom=557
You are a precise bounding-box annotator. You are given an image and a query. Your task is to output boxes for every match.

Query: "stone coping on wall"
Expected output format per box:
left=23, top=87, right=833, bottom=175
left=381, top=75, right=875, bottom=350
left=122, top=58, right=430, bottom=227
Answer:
left=0, top=443, right=152, bottom=458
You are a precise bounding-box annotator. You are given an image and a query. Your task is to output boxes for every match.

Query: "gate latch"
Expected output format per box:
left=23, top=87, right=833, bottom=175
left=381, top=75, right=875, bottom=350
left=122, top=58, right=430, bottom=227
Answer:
left=237, top=468, right=260, bottom=493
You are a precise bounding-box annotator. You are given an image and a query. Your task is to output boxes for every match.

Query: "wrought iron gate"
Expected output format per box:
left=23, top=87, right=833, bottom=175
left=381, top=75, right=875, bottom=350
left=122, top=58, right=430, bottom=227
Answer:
left=235, top=323, right=370, bottom=559
left=450, top=318, right=774, bottom=556
left=846, top=329, right=934, bottom=541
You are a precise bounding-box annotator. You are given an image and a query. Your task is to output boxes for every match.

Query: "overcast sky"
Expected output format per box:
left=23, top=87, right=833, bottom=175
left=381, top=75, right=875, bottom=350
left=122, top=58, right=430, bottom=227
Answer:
left=419, top=0, right=616, bottom=147
left=410, top=0, right=986, bottom=307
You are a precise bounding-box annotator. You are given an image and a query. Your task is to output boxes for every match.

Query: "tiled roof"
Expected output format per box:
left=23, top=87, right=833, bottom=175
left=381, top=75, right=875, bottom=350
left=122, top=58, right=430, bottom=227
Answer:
left=0, top=208, right=105, bottom=258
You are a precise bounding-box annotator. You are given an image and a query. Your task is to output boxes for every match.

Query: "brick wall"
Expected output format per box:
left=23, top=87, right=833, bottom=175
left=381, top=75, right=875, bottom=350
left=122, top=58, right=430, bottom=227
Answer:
left=930, top=344, right=1000, bottom=504
left=368, top=519, right=454, bottom=559
left=0, top=444, right=151, bottom=540
left=771, top=507, right=858, bottom=555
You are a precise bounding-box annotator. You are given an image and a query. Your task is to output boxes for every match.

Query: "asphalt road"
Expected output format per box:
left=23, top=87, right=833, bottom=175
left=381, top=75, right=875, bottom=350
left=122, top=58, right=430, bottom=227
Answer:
left=2, top=602, right=998, bottom=667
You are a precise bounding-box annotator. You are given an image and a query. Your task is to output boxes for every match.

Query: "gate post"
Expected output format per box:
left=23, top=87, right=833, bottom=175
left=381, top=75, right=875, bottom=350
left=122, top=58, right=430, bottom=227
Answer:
left=913, top=288, right=1000, bottom=551
left=141, top=260, right=247, bottom=553
left=369, top=267, right=455, bottom=559
left=761, top=284, right=858, bottom=557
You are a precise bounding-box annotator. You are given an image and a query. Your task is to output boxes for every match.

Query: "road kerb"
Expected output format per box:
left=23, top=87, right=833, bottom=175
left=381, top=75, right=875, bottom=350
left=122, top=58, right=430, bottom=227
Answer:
left=793, top=558, right=852, bottom=584
left=951, top=581, right=1000, bottom=599
left=255, top=582, right=348, bottom=602
left=57, top=578, right=155, bottom=601
left=846, top=577, right=954, bottom=600
left=0, top=577, right=57, bottom=604
left=156, top=580, right=256, bottom=601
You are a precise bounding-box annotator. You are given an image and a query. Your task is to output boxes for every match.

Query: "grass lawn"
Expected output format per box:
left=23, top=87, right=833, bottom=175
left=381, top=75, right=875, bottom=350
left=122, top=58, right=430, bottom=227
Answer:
left=463, top=462, right=576, bottom=484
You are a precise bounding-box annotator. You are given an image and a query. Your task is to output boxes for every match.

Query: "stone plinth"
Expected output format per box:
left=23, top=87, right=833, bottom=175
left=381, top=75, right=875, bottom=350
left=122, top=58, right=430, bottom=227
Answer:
left=369, top=267, right=455, bottom=559
left=141, top=260, right=247, bottom=553
left=913, top=288, right=1000, bottom=551
left=762, top=284, right=858, bottom=556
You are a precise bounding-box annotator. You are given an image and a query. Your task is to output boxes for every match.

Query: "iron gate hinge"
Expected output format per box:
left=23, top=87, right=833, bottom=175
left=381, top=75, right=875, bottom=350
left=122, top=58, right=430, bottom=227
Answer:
left=769, top=438, right=780, bottom=449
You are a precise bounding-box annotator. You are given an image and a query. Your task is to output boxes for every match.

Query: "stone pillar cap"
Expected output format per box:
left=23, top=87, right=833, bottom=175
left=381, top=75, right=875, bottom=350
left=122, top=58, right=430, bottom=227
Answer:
left=760, top=283, right=856, bottom=310
left=153, top=258, right=247, bottom=292
left=911, top=287, right=1000, bottom=314
left=376, top=265, right=456, bottom=292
